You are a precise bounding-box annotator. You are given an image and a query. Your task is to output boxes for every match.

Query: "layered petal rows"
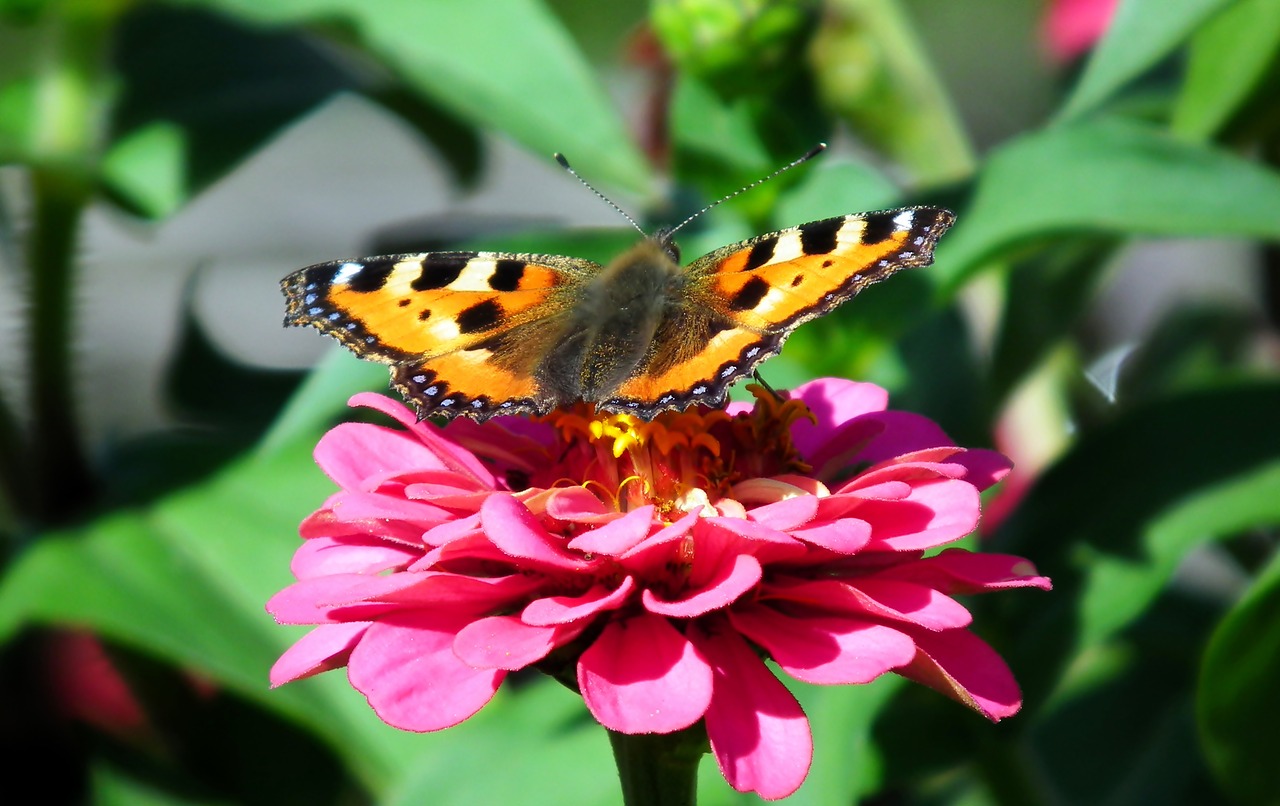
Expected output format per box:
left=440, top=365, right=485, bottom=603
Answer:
left=268, top=380, right=1049, bottom=799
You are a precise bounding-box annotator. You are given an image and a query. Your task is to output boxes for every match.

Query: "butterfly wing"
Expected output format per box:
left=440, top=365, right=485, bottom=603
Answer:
left=600, top=207, right=954, bottom=417
left=282, top=251, right=600, bottom=420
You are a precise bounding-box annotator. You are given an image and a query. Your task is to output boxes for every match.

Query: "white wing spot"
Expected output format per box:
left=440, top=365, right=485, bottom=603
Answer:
left=439, top=399, right=455, bottom=407
left=720, top=366, right=735, bottom=378
left=893, top=210, right=915, bottom=230
left=692, top=385, right=708, bottom=395
left=333, top=262, right=364, bottom=285
left=746, top=347, right=760, bottom=358
left=424, top=384, right=438, bottom=395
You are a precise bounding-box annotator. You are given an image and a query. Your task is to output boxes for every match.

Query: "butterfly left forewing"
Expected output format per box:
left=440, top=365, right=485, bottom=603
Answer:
left=282, top=250, right=600, bottom=419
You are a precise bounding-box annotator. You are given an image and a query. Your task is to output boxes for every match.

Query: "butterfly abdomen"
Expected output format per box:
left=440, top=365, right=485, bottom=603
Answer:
left=537, top=239, right=686, bottom=404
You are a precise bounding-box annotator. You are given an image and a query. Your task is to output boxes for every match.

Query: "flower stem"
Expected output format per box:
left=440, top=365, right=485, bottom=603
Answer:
left=607, top=726, right=707, bottom=806
left=20, top=5, right=113, bottom=524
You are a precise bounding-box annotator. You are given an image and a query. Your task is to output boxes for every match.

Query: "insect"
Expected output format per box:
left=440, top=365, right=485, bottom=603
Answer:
left=281, top=146, right=954, bottom=421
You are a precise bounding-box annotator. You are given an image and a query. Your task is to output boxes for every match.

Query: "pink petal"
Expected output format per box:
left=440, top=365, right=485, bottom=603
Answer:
left=348, top=611, right=503, bottom=731
left=642, top=554, right=762, bottom=617
left=421, top=512, right=482, bottom=547
left=290, top=535, right=418, bottom=578
left=767, top=578, right=972, bottom=630
left=578, top=613, right=712, bottom=733
left=859, top=478, right=981, bottom=550
left=480, top=494, right=594, bottom=570
left=269, top=623, right=369, bottom=686
left=349, top=392, right=496, bottom=487
left=302, top=492, right=449, bottom=542
left=568, top=506, right=656, bottom=555
left=789, top=380, right=889, bottom=460
left=544, top=486, right=616, bottom=522
left=746, top=495, right=818, bottom=531
left=621, top=508, right=700, bottom=553
left=690, top=621, right=812, bottom=799
left=950, top=448, right=1013, bottom=491
left=729, top=606, right=916, bottom=685
left=788, top=518, right=872, bottom=553
left=267, top=575, right=401, bottom=625
left=453, top=615, right=561, bottom=670
left=314, top=423, right=443, bottom=491
left=522, top=577, right=637, bottom=626
left=874, top=548, right=1052, bottom=594
left=895, top=628, right=1022, bottom=720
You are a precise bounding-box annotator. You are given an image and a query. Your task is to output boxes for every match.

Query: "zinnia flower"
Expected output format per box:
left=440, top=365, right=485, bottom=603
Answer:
left=268, top=378, right=1049, bottom=799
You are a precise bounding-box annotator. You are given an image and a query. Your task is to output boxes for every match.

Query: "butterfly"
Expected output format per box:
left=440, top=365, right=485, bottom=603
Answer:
left=282, top=166, right=954, bottom=422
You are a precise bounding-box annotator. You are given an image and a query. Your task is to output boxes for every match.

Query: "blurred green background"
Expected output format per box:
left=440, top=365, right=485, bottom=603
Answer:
left=1, top=0, right=1278, bottom=803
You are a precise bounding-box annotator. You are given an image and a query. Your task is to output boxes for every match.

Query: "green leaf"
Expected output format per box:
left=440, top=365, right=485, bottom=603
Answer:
left=1199, top=546, right=1280, bottom=805
left=935, top=118, right=1280, bottom=292
left=1172, top=0, right=1280, bottom=140
left=180, top=0, right=652, bottom=194
left=384, top=680, right=618, bottom=806
left=0, top=437, right=426, bottom=795
left=105, top=5, right=366, bottom=217
left=991, top=384, right=1280, bottom=701
left=1057, top=0, right=1233, bottom=121
left=988, top=237, right=1118, bottom=406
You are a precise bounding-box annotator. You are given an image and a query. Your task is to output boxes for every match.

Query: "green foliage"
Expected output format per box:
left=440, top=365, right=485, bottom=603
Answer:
left=0, top=0, right=1277, bottom=803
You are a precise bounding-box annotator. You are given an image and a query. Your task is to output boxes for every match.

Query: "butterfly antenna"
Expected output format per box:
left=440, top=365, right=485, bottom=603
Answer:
left=666, top=142, right=827, bottom=238
left=554, top=153, right=647, bottom=238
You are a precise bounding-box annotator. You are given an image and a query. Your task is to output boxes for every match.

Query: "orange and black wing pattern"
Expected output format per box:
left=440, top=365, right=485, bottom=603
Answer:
left=601, top=207, right=955, bottom=416
left=281, top=251, right=598, bottom=420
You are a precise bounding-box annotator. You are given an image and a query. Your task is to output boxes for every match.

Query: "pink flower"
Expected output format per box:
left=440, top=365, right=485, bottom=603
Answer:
left=1042, top=0, right=1119, bottom=62
left=268, top=379, right=1049, bottom=799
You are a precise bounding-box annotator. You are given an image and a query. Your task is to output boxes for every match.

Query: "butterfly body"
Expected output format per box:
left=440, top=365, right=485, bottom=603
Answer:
left=282, top=207, right=955, bottom=421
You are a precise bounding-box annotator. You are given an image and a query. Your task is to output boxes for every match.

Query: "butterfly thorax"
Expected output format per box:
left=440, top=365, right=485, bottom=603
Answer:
left=537, top=238, right=686, bottom=404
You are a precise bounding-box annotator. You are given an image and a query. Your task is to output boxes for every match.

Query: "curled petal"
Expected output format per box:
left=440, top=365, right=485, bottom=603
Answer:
left=895, top=628, right=1023, bottom=721
left=290, top=535, right=419, bottom=578
left=690, top=621, right=812, bottom=800
left=522, top=577, right=637, bottom=626
left=270, top=623, right=369, bottom=686
left=349, top=392, right=496, bottom=486
left=643, top=554, right=762, bottom=617
left=480, top=494, right=595, bottom=570
left=315, top=423, right=444, bottom=491
left=860, top=479, right=981, bottom=550
left=788, top=518, right=872, bottom=553
left=545, top=486, right=616, bottom=522
left=768, top=578, right=972, bottom=631
left=746, top=495, right=818, bottom=531
left=454, top=615, right=564, bottom=670
left=267, top=575, right=401, bottom=625
left=348, top=611, right=503, bottom=732
left=873, top=548, right=1052, bottom=593
left=568, top=506, right=656, bottom=555
left=578, top=613, right=712, bottom=734
left=730, top=606, right=916, bottom=685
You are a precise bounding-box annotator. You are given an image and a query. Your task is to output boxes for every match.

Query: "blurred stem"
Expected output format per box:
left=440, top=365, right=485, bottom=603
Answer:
left=21, top=7, right=115, bottom=524
left=607, top=727, right=705, bottom=806
left=811, top=0, right=975, bottom=184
